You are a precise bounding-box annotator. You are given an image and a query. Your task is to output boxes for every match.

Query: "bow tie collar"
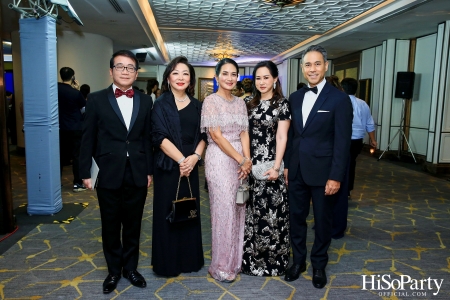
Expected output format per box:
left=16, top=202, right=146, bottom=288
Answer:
left=303, top=85, right=318, bottom=94
left=115, top=88, right=134, bottom=98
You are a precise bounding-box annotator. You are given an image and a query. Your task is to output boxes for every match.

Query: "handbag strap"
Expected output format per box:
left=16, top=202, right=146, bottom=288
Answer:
left=176, top=176, right=193, bottom=199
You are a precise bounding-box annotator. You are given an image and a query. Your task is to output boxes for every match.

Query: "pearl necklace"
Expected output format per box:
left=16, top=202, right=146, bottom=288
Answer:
left=174, top=95, right=188, bottom=102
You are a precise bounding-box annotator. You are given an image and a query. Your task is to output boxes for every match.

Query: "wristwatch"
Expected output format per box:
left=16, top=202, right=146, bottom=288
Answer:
left=194, top=152, right=201, bottom=161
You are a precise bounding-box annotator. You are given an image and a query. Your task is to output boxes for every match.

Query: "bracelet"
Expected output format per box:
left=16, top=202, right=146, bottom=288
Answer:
left=238, top=157, right=249, bottom=167
left=194, top=152, right=201, bottom=161
left=177, top=157, right=186, bottom=165
left=273, top=166, right=280, bottom=172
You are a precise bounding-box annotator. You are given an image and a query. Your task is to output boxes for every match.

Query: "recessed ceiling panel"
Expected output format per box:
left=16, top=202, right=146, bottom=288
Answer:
left=162, top=30, right=309, bottom=64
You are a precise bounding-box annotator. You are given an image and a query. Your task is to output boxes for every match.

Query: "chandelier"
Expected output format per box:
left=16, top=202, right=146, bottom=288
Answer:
left=263, top=0, right=305, bottom=7
left=209, top=52, right=240, bottom=61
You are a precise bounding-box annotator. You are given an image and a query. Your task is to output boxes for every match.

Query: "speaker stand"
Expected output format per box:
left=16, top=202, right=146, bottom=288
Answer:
left=378, top=98, right=417, bottom=163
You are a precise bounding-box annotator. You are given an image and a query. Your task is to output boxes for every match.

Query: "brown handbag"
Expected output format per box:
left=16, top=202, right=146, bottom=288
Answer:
left=166, top=176, right=198, bottom=223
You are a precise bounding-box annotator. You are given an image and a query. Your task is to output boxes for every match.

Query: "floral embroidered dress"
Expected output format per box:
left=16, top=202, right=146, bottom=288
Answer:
left=201, top=93, right=248, bottom=281
left=242, top=96, right=291, bottom=276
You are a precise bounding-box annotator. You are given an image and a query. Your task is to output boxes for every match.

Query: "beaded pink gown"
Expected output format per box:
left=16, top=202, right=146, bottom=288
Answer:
left=201, top=93, right=248, bottom=282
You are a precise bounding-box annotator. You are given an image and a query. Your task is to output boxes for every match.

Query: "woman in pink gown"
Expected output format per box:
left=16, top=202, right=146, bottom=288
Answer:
left=201, top=58, right=252, bottom=282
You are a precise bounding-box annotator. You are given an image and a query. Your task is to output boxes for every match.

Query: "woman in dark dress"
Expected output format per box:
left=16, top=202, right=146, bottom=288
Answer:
left=151, top=56, right=206, bottom=276
left=242, top=60, right=291, bottom=276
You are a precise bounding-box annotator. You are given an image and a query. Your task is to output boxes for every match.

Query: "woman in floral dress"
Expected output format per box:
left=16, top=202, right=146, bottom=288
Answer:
left=201, top=58, right=252, bottom=282
left=242, top=60, right=291, bottom=276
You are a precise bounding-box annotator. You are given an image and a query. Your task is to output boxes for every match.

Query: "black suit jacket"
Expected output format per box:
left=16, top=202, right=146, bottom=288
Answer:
left=285, top=82, right=353, bottom=186
left=79, top=85, right=153, bottom=189
left=58, top=82, right=86, bottom=131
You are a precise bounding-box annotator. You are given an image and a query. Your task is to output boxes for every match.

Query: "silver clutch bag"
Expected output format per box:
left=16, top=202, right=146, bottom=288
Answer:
left=236, top=179, right=249, bottom=204
left=251, top=160, right=284, bottom=180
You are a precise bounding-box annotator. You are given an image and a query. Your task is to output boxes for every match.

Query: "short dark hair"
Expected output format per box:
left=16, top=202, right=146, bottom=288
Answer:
left=60, top=67, right=75, bottom=81
left=242, top=78, right=253, bottom=93
left=161, top=56, right=196, bottom=97
left=215, top=58, right=239, bottom=77
left=341, top=78, right=358, bottom=95
left=235, top=81, right=243, bottom=91
left=301, top=45, right=328, bottom=63
left=80, top=84, right=90, bottom=99
left=110, top=50, right=139, bottom=70
left=146, top=79, right=159, bottom=94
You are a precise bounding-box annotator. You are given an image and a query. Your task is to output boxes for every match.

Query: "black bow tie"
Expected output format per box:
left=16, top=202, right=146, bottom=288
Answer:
left=303, top=86, right=318, bottom=94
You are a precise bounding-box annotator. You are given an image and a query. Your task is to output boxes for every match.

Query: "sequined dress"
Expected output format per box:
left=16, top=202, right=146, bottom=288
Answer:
left=201, top=93, right=248, bottom=281
left=242, top=97, right=291, bottom=276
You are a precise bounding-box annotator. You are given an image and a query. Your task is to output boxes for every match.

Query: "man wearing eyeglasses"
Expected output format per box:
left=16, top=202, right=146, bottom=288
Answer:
left=79, top=50, right=153, bottom=294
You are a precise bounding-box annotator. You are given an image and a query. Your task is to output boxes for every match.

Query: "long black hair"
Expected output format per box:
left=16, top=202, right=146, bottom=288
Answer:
left=247, top=60, right=284, bottom=112
left=215, top=58, right=239, bottom=76
left=161, top=56, right=196, bottom=96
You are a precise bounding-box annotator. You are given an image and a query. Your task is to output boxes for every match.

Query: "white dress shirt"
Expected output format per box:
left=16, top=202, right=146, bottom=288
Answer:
left=302, top=78, right=326, bottom=126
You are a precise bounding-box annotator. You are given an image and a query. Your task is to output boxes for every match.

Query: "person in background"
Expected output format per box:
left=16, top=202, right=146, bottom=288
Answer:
left=79, top=84, right=90, bottom=116
left=146, top=79, right=159, bottom=102
left=240, top=78, right=253, bottom=99
left=284, top=45, right=352, bottom=288
left=326, top=75, right=342, bottom=91
left=151, top=56, right=206, bottom=277
left=242, top=60, right=291, bottom=277
left=155, top=88, right=162, bottom=99
left=232, top=81, right=244, bottom=97
left=5, top=91, right=17, bottom=145
left=79, top=50, right=153, bottom=294
left=341, top=78, right=377, bottom=196
left=58, top=67, right=86, bottom=192
left=201, top=58, right=252, bottom=282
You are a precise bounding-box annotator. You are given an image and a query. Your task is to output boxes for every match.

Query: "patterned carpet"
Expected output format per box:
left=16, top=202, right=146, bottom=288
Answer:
left=0, top=150, right=449, bottom=299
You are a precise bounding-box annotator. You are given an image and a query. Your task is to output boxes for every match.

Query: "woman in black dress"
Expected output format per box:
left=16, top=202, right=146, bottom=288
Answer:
left=151, top=56, right=206, bottom=276
left=242, top=60, right=291, bottom=276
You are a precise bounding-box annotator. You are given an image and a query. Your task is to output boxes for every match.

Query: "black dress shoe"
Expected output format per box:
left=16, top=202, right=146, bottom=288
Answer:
left=123, top=270, right=146, bottom=288
left=103, top=274, right=121, bottom=294
left=312, top=268, right=327, bottom=288
left=284, top=263, right=306, bottom=282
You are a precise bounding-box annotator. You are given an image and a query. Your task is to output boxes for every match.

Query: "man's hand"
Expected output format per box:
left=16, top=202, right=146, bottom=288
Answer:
left=325, top=179, right=340, bottom=196
left=147, top=175, right=153, bottom=187
left=83, top=178, right=93, bottom=190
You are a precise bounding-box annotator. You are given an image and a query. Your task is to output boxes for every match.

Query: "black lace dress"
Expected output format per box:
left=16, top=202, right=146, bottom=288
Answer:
left=242, top=97, right=291, bottom=276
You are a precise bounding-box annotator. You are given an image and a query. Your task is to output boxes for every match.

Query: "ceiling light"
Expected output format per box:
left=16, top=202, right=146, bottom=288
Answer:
left=263, top=0, right=305, bottom=8
left=209, top=51, right=240, bottom=61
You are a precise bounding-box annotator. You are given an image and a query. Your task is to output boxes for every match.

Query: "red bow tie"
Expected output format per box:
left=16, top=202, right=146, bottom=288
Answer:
left=115, top=88, right=134, bottom=98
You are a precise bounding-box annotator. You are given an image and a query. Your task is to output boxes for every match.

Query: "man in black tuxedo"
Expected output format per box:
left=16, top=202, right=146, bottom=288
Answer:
left=79, top=50, right=153, bottom=294
left=284, top=45, right=353, bottom=288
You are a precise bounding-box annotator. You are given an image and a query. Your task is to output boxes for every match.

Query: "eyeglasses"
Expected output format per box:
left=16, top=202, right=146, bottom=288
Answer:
left=113, top=64, right=137, bottom=73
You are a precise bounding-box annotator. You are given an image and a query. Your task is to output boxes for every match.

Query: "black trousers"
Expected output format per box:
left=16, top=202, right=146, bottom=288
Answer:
left=332, top=157, right=350, bottom=238
left=349, top=139, right=364, bottom=191
left=96, top=160, right=147, bottom=276
left=59, top=129, right=82, bottom=185
left=288, top=167, right=334, bottom=270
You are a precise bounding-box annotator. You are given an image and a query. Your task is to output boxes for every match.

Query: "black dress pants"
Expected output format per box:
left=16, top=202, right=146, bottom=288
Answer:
left=349, top=138, right=364, bottom=192
left=59, top=129, right=82, bottom=185
left=96, top=160, right=147, bottom=275
left=288, top=167, right=334, bottom=270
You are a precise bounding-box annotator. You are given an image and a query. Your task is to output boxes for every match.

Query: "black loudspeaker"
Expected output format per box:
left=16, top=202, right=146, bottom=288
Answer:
left=394, top=71, right=415, bottom=99
left=135, top=52, right=147, bottom=63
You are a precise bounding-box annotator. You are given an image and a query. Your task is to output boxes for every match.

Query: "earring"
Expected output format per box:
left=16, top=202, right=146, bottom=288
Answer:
left=273, top=82, right=276, bottom=89
left=168, top=80, right=171, bottom=91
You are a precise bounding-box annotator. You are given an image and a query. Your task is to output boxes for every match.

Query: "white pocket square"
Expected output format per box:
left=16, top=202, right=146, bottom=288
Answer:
left=317, top=110, right=330, bottom=113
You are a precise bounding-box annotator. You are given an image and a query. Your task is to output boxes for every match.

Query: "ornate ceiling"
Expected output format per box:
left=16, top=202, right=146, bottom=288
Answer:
left=148, top=0, right=385, bottom=65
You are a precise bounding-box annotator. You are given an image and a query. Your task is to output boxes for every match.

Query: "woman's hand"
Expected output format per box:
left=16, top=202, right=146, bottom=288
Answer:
left=180, top=155, right=197, bottom=177
left=238, top=158, right=252, bottom=180
left=265, top=168, right=279, bottom=181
